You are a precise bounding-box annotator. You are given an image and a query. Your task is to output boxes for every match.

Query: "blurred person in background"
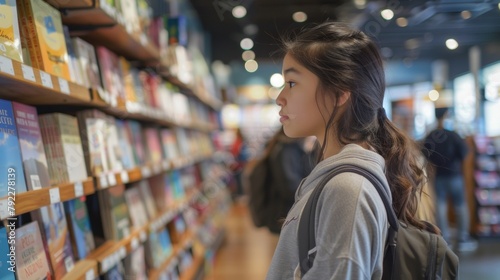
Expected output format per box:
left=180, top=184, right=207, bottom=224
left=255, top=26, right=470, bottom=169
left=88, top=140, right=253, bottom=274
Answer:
left=422, top=107, right=477, bottom=252
left=229, top=127, right=250, bottom=198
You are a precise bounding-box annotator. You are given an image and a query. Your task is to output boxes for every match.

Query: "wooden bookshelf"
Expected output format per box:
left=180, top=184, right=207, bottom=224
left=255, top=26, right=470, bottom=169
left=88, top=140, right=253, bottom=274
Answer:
left=162, top=73, right=222, bottom=111
left=0, top=177, right=94, bottom=219
left=179, top=254, right=205, bottom=280
left=0, top=56, right=92, bottom=105
left=86, top=241, right=126, bottom=274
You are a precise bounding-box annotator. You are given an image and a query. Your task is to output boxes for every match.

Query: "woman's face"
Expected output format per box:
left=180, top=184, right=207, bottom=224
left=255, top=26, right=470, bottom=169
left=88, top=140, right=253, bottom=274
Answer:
left=277, top=54, right=329, bottom=140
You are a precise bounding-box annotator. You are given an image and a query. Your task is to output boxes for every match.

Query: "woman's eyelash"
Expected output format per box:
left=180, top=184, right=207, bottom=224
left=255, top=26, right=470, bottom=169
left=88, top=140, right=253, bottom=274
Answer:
left=288, top=81, right=296, bottom=88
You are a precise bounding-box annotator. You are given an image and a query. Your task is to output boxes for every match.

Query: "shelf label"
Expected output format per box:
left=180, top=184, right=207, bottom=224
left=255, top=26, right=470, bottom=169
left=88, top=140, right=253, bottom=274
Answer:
left=21, top=65, right=36, bottom=82
left=40, top=71, right=53, bottom=88
left=49, top=188, right=60, bottom=204
left=58, top=78, right=70, bottom=94
left=120, top=170, right=129, bottom=184
left=64, top=256, right=74, bottom=272
left=85, top=269, right=95, bottom=280
left=101, top=257, right=110, bottom=272
left=131, top=237, right=139, bottom=250
left=74, top=181, right=84, bottom=197
left=99, top=175, right=108, bottom=189
left=0, top=198, right=8, bottom=220
left=141, top=166, right=151, bottom=178
left=0, top=56, right=14, bottom=76
left=119, top=246, right=127, bottom=258
left=107, top=173, right=117, bottom=187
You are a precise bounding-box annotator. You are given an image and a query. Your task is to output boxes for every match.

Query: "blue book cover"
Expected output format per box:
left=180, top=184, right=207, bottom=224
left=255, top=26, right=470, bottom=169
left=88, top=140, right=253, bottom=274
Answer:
left=0, top=99, right=27, bottom=198
left=0, top=225, right=15, bottom=280
left=64, top=197, right=95, bottom=260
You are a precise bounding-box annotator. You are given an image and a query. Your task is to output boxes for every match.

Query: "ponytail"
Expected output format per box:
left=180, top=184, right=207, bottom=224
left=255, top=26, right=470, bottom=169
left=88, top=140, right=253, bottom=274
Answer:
left=374, top=109, right=439, bottom=234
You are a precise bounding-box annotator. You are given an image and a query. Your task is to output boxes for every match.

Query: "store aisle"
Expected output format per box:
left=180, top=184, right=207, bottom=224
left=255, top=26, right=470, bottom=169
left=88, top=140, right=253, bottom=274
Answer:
left=207, top=199, right=500, bottom=280
left=205, top=199, right=279, bottom=280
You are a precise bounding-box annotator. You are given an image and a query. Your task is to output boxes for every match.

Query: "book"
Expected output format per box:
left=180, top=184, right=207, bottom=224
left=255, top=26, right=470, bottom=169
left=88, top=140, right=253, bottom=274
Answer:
left=12, top=102, right=50, bottom=190
left=32, top=203, right=75, bottom=280
left=39, top=113, right=88, bottom=185
left=0, top=99, right=27, bottom=198
left=103, top=262, right=124, bottom=280
left=125, top=120, right=146, bottom=166
left=18, top=0, right=71, bottom=80
left=115, top=119, right=135, bottom=170
left=64, top=197, right=95, bottom=260
left=100, top=185, right=130, bottom=240
left=104, top=116, right=123, bottom=173
left=124, top=245, right=147, bottom=280
left=145, top=228, right=172, bottom=269
left=160, top=128, right=179, bottom=161
left=137, top=180, right=157, bottom=219
left=15, top=221, right=52, bottom=280
left=96, top=46, right=125, bottom=106
left=148, top=174, right=172, bottom=213
left=124, top=187, right=148, bottom=229
left=76, top=110, right=109, bottom=176
left=72, top=37, right=102, bottom=89
left=143, top=127, right=162, bottom=164
left=0, top=0, right=23, bottom=62
left=0, top=224, right=15, bottom=279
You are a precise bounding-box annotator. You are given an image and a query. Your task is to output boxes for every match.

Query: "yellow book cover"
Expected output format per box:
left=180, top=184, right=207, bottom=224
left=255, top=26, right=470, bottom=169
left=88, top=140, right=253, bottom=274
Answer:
left=21, top=0, right=71, bottom=80
left=0, top=0, right=23, bottom=62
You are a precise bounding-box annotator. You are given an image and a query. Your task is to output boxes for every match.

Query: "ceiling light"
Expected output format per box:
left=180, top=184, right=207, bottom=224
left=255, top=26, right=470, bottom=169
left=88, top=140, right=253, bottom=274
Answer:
left=405, top=38, right=420, bottom=50
left=293, top=11, right=307, bottom=23
left=380, top=9, right=394, bottom=20
left=240, top=38, right=254, bottom=50
left=354, top=0, right=366, bottom=9
left=446, top=39, right=459, bottom=50
left=396, top=17, right=408, bottom=27
left=242, top=50, right=255, bottom=61
left=429, top=90, right=440, bottom=101
left=232, top=6, right=247, bottom=18
left=270, top=73, right=284, bottom=88
left=461, top=10, right=471, bottom=20
left=245, top=60, right=258, bottom=72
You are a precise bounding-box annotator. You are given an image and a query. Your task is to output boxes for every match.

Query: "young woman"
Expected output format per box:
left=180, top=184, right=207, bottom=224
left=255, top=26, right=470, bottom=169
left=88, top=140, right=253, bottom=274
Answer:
left=266, top=22, right=433, bottom=279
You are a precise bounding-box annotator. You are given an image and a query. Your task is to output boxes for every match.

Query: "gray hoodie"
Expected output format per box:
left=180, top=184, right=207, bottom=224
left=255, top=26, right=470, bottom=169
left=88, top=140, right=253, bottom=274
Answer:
left=266, top=144, right=390, bottom=280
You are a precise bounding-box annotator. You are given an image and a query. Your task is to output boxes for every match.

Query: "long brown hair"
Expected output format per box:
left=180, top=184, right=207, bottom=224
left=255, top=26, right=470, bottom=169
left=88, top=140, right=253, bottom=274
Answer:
left=282, top=22, right=434, bottom=232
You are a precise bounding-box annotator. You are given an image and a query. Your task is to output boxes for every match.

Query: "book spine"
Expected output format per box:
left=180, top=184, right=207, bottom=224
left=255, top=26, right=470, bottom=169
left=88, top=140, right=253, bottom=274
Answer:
left=20, top=0, right=43, bottom=69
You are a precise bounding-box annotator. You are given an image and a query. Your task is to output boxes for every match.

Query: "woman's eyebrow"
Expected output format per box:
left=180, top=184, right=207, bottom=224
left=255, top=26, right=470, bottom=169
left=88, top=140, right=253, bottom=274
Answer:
left=283, top=67, right=300, bottom=75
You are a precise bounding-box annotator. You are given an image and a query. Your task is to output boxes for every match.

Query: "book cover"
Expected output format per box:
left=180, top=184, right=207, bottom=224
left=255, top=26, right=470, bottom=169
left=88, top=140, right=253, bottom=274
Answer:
left=102, top=262, right=124, bottom=280
left=148, top=174, right=171, bottom=213
left=64, top=197, right=95, bottom=260
left=145, top=228, right=171, bottom=269
left=0, top=99, right=27, bottom=198
left=160, top=128, right=178, bottom=161
left=96, top=47, right=125, bottom=105
left=0, top=0, right=22, bottom=62
left=137, top=180, right=157, bottom=219
left=72, top=37, right=102, bottom=89
left=12, top=102, right=50, bottom=190
left=115, top=119, right=135, bottom=170
left=0, top=224, right=15, bottom=279
left=33, top=203, right=75, bottom=279
left=143, top=127, right=162, bottom=164
left=76, top=110, right=109, bottom=176
left=124, top=187, right=148, bottom=229
left=124, top=245, right=146, bottom=280
left=104, top=116, right=123, bottom=172
left=104, top=185, right=130, bottom=240
left=125, top=120, right=146, bottom=166
left=20, top=0, right=71, bottom=80
left=15, top=221, right=52, bottom=280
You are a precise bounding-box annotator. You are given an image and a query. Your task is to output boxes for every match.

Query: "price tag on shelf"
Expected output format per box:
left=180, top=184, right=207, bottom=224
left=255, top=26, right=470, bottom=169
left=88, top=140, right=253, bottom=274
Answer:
left=58, top=78, right=70, bottom=94
left=107, top=173, right=117, bottom=187
left=0, top=56, right=14, bottom=76
left=85, top=269, right=95, bottom=280
left=141, top=166, right=151, bottom=178
left=119, top=246, right=127, bottom=258
left=101, top=257, right=110, bottom=272
left=21, top=65, right=36, bottom=82
left=39, top=71, right=53, bottom=88
left=74, top=181, right=84, bottom=197
left=131, top=237, right=139, bottom=250
left=99, top=175, right=108, bottom=189
left=49, top=188, right=60, bottom=204
left=120, top=170, right=129, bottom=184
left=0, top=199, right=8, bottom=220
left=64, top=256, right=74, bottom=272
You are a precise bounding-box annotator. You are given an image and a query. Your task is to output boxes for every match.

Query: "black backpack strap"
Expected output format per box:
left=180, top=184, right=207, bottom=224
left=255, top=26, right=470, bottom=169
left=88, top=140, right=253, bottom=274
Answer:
left=298, top=164, right=399, bottom=278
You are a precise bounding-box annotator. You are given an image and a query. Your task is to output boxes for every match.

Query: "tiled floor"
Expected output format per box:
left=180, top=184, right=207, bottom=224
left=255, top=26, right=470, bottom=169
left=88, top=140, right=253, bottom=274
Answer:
left=208, top=200, right=500, bottom=280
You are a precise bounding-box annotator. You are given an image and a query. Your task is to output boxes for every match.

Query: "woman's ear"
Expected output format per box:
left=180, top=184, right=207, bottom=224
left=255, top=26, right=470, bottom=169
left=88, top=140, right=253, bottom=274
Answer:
left=337, top=91, right=351, bottom=107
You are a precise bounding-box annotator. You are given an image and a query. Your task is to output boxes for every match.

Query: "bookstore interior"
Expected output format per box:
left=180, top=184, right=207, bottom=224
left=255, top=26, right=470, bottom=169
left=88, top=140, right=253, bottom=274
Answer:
left=0, top=0, right=500, bottom=279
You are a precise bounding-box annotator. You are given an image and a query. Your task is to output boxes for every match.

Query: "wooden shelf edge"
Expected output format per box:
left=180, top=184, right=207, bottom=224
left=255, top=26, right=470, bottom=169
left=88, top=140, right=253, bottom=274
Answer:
left=61, top=259, right=98, bottom=280
left=2, top=177, right=95, bottom=219
left=0, top=56, right=92, bottom=105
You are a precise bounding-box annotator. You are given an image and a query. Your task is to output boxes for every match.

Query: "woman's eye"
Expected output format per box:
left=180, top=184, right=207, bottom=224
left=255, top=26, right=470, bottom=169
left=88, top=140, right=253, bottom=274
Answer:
left=288, top=81, right=296, bottom=88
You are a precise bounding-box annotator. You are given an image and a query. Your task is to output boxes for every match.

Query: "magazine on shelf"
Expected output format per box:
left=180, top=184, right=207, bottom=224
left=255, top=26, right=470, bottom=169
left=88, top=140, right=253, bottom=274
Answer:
left=15, top=221, right=52, bottom=280
left=0, top=0, right=22, bottom=62
left=64, top=197, right=96, bottom=260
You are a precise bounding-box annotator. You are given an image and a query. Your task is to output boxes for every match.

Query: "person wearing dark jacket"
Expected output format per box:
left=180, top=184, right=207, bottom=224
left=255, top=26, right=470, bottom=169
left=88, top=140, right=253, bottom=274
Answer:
left=266, top=127, right=316, bottom=234
left=422, top=107, right=477, bottom=252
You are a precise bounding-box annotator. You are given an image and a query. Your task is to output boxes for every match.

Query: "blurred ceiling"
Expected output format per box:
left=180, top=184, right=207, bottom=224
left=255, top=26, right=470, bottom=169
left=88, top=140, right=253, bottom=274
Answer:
left=189, top=0, right=500, bottom=64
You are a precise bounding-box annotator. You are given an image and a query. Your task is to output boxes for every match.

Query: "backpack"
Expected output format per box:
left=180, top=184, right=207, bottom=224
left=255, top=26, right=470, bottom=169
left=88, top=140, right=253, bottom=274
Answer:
left=243, top=154, right=273, bottom=228
left=298, top=164, right=459, bottom=280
